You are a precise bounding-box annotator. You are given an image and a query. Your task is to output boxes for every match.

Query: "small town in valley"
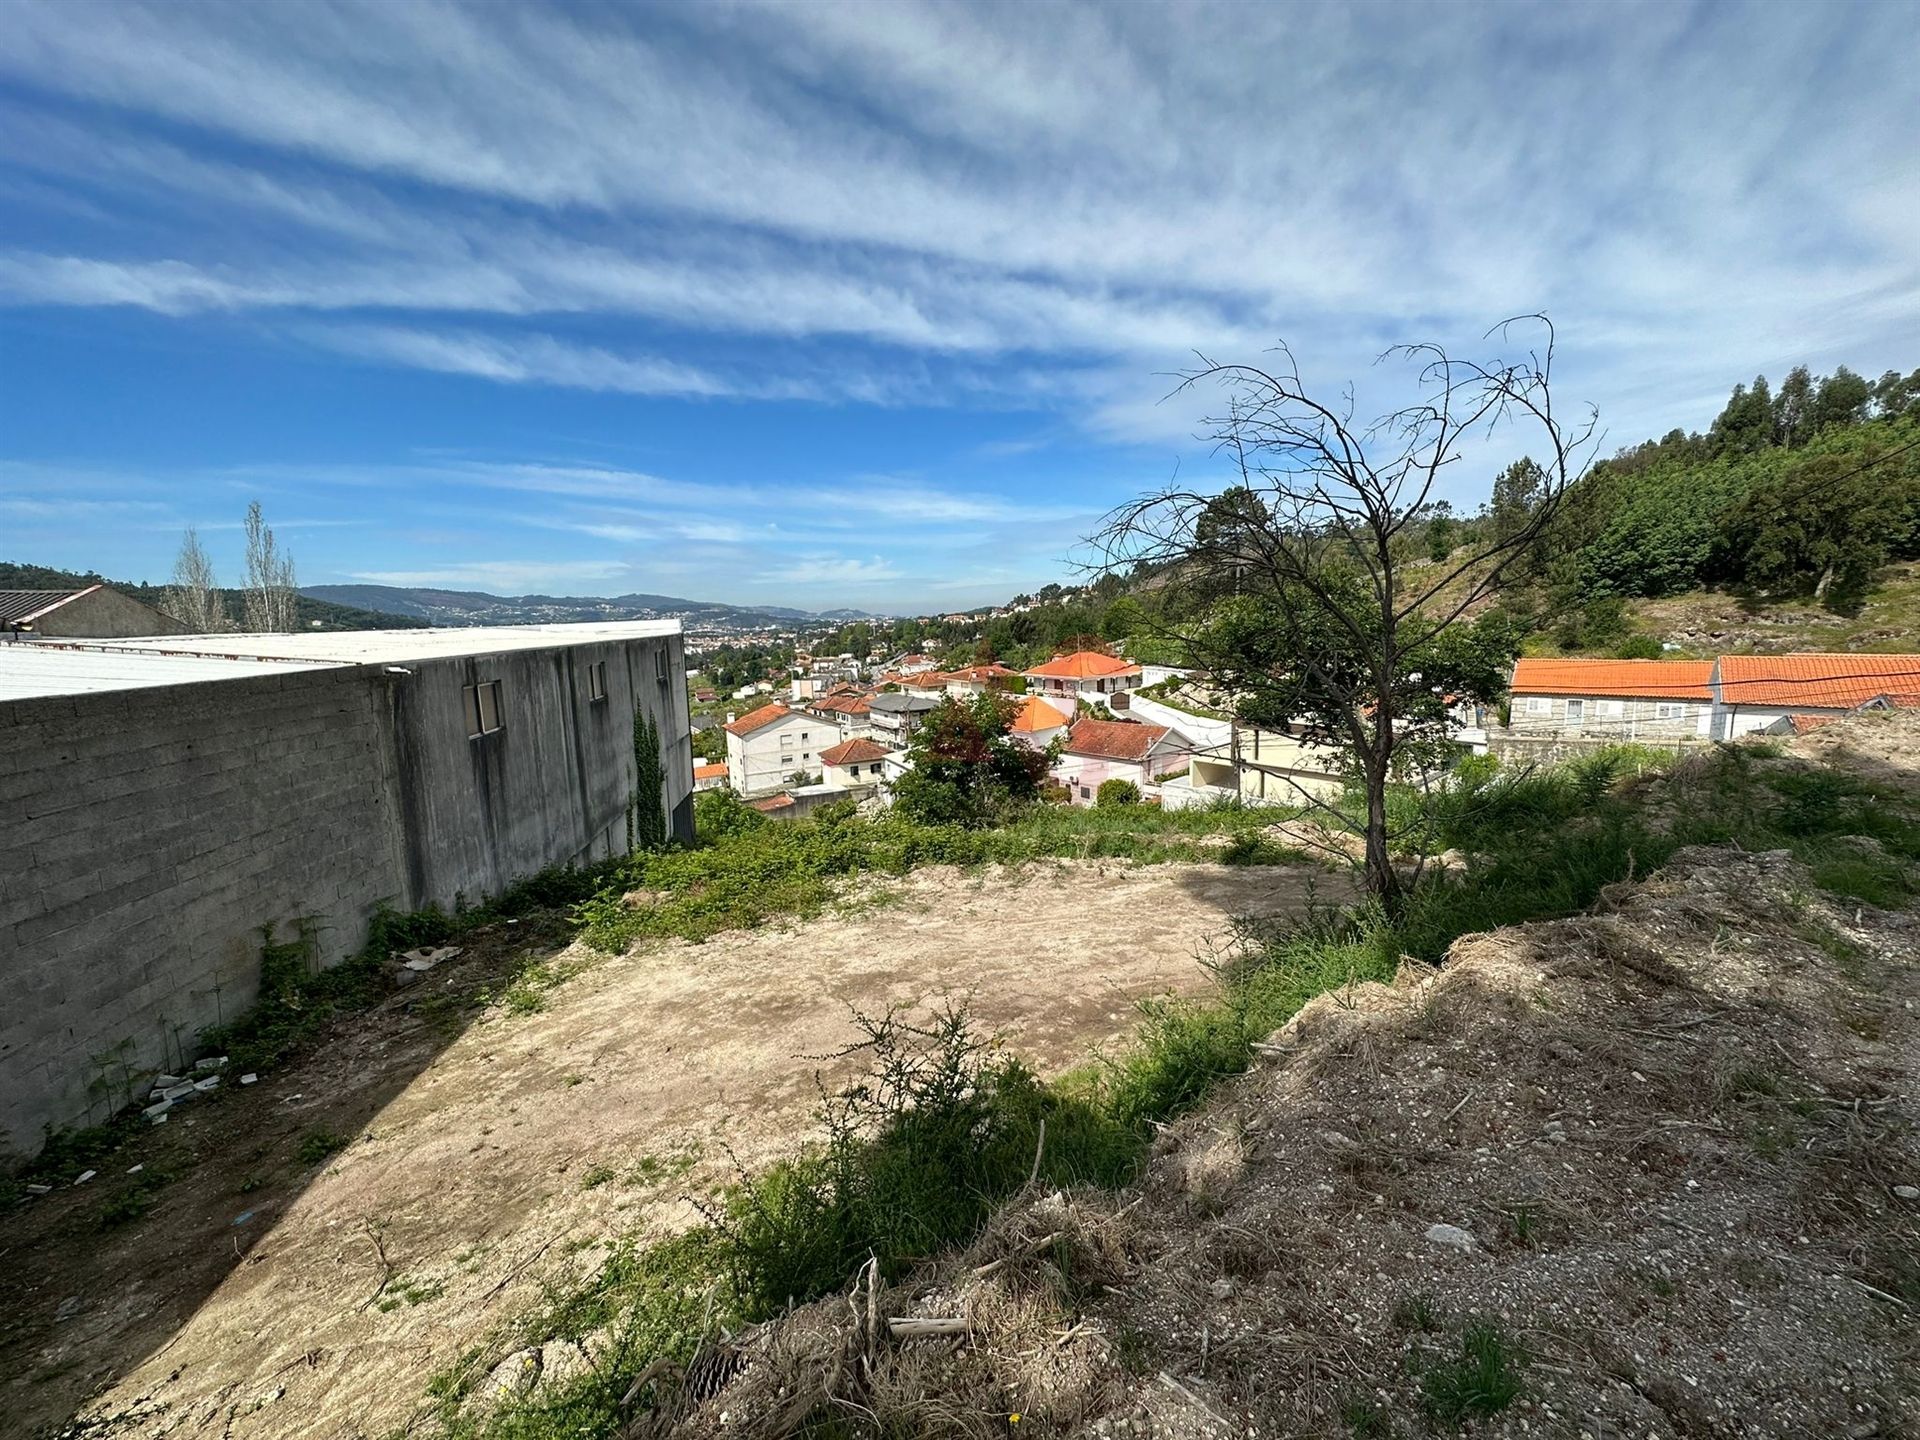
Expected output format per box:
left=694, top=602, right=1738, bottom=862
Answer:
left=4, top=4, right=1919, bottom=1439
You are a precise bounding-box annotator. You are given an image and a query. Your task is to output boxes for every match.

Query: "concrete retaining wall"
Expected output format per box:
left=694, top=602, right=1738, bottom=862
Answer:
left=0, top=632, right=690, bottom=1162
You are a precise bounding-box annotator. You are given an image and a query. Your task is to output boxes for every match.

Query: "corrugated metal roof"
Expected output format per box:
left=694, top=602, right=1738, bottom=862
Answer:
left=0, top=641, right=340, bottom=701
left=1510, top=657, right=1714, bottom=701
left=2, top=620, right=683, bottom=703
left=0, top=588, right=90, bottom=624
left=79, top=618, right=682, bottom=664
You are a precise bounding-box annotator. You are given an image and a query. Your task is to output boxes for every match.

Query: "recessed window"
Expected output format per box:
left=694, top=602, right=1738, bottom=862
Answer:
left=587, top=660, right=607, bottom=703
left=1565, top=699, right=1585, bottom=722
left=464, top=681, right=503, bottom=738
left=1524, top=697, right=1551, bottom=715
left=654, top=646, right=670, bottom=685
left=1655, top=702, right=1685, bottom=720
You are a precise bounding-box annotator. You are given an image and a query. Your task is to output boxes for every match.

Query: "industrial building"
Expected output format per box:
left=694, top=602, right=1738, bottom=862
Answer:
left=0, top=621, right=691, bottom=1162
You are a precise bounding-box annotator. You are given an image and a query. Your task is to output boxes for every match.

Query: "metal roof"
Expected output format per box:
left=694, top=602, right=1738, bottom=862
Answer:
left=78, top=618, right=683, bottom=664
left=1, top=620, right=682, bottom=703
left=0, top=588, right=93, bottom=625
left=0, top=640, right=339, bottom=702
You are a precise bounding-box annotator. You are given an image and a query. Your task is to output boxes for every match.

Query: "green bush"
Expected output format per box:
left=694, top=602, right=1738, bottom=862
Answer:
left=1096, top=778, right=1142, bottom=808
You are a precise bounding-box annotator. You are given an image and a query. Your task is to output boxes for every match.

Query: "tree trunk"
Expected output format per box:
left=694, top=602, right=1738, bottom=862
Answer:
left=1363, top=759, right=1401, bottom=911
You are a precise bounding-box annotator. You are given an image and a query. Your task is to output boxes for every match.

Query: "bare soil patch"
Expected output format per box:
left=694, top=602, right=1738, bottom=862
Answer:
left=671, top=845, right=1920, bottom=1437
left=1, top=860, right=1329, bottom=1440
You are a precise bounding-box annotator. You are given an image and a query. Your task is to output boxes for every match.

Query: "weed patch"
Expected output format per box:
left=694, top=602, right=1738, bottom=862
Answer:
left=1422, top=1322, right=1524, bottom=1426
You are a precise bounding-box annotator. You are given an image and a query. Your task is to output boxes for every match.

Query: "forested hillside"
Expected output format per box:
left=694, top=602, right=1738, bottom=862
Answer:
left=0, top=561, right=425, bottom=632
left=812, top=361, right=1920, bottom=668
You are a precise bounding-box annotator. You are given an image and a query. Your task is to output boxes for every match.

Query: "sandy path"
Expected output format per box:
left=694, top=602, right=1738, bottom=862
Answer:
left=16, top=860, right=1328, bottom=1439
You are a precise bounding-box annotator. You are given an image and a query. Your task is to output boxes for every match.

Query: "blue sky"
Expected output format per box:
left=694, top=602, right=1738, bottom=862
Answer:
left=1, top=0, right=1915, bottom=613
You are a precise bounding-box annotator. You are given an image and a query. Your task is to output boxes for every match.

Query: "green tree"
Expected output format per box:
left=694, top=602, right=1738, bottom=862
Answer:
left=1809, top=366, right=1872, bottom=433
left=1098, top=319, right=1589, bottom=907
left=892, top=694, right=1054, bottom=828
left=1095, top=778, right=1141, bottom=808
left=1709, top=375, right=1775, bottom=455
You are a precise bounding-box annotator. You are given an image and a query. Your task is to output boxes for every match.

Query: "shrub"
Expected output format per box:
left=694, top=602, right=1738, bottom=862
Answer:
left=1096, top=778, right=1141, bottom=808
left=1422, top=1322, right=1524, bottom=1425
left=1614, top=632, right=1664, bottom=659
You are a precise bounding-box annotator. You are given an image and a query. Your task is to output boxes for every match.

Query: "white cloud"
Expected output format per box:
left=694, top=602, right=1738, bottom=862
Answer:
left=349, top=559, right=628, bottom=590
left=769, top=555, right=904, bottom=585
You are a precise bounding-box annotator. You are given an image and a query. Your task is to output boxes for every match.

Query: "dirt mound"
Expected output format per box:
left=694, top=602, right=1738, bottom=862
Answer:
left=663, top=844, right=1920, bottom=1437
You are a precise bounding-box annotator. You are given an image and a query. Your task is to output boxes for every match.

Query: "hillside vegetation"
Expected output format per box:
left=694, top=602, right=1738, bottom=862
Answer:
left=0, top=559, right=424, bottom=632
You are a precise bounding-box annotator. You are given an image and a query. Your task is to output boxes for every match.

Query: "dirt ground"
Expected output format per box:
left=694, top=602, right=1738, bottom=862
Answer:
left=674, top=738, right=1920, bottom=1438
left=1, top=859, right=1330, bottom=1440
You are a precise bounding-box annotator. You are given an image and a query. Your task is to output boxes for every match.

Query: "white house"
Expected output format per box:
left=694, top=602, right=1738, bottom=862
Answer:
left=1508, top=658, right=1715, bottom=741
left=819, top=737, right=892, bottom=790
left=1024, top=650, right=1143, bottom=710
left=1008, top=693, right=1068, bottom=750
left=807, top=689, right=875, bottom=740
left=1052, top=717, right=1192, bottom=807
left=1709, top=653, right=1920, bottom=738
left=692, top=761, right=729, bottom=792
left=724, top=702, right=843, bottom=797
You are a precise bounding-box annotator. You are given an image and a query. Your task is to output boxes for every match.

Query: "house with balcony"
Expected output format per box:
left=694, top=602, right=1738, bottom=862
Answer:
left=724, top=702, right=843, bottom=796
left=868, top=691, right=943, bottom=748
left=1024, top=650, right=1142, bottom=711
left=820, top=737, right=892, bottom=791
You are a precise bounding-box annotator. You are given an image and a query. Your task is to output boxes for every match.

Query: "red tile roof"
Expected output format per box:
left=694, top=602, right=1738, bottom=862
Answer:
left=724, top=701, right=793, bottom=737
left=693, top=762, right=728, bottom=780
left=1510, top=657, right=1713, bottom=701
left=748, top=792, right=795, bottom=812
left=1010, top=694, right=1068, bottom=733
left=1025, top=650, right=1142, bottom=681
left=1064, top=717, right=1172, bottom=761
left=944, top=663, right=1018, bottom=682
left=820, top=738, right=890, bottom=767
left=1717, top=653, right=1920, bottom=710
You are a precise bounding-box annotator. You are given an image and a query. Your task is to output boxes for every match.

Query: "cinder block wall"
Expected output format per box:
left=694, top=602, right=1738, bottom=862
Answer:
left=0, top=667, right=409, bottom=1161
left=0, top=631, right=692, bottom=1163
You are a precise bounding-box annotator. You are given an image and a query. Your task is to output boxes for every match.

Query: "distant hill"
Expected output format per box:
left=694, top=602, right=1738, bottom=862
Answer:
left=0, top=562, right=425, bottom=631
left=302, top=584, right=891, bottom=630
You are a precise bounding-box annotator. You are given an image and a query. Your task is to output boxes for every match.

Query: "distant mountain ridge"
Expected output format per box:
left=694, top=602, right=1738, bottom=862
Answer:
left=302, top=583, right=890, bottom=629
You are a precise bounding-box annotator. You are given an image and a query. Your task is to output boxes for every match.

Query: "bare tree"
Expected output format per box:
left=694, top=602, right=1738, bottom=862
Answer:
left=242, top=501, right=298, bottom=633
left=1095, top=317, right=1597, bottom=909
left=161, top=525, right=227, bottom=632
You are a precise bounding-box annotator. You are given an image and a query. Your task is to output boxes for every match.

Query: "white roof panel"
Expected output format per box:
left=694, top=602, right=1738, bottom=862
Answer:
left=0, top=641, right=339, bottom=702
left=1, top=620, right=681, bottom=702
left=78, top=619, right=682, bottom=664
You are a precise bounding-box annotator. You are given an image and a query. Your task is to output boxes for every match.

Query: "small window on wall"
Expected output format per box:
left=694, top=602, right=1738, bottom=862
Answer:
left=464, top=681, right=503, bottom=738
left=1524, top=697, right=1551, bottom=715
left=586, top=660, right=608, bottom=702
left=1565, top=699, right=1585, bottom=722
left=654, top=645, right=670, bottom=686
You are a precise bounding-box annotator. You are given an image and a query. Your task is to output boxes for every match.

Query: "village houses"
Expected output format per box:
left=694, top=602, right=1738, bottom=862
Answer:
left=1051, top=716, right=1193, bottom=806
left=1023, top=650, right=1143, bottom=711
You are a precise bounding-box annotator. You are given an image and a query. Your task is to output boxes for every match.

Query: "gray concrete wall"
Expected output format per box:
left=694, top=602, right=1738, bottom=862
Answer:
left=1487, top=729, right=1711, bottom=768
left=29, top=586, right=190, bottom=638
left=0, top=631, right=689, bottom=1163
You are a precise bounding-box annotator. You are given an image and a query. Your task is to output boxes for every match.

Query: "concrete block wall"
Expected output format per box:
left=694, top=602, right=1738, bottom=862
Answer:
left=0, top=629, right=692, bottom=1163
left=0, top=667, right=408, bottom=1161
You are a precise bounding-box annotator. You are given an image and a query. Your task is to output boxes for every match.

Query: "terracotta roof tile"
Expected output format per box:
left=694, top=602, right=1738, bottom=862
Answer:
left=748, top=792, right=796, bottom=812
left=1717, top=653, right=1920, bottom=710
left=1510, top=657, right=1714, bottom=701
left=820, top=738, right=890, bottom=766
left=1064, top=716, right=1172, bottom=761
left=1024, top=650, right=1143, bottom=681
left=1010, top=694, right=1068, bottom=732
left=724, top=701, right=793, bottom=737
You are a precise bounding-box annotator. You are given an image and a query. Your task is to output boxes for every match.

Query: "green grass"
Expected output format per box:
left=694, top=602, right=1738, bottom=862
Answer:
left=573, top=797, right=1314, bottom=953
left=1422, top=1323, right=1524, bottom=1426
left=296, top=1129, right=348, bottom=1165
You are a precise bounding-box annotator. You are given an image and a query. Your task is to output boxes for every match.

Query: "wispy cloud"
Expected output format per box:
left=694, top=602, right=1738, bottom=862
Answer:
left=348, top=560, right=628, bottom=591
left=769, top=555, right=904, bottom=586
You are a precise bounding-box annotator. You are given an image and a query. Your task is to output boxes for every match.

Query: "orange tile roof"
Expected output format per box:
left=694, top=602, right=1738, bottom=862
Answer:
left=693, top=762, right=728, bottom=780
left=1510, top=657, right=1713, bottom=701
left=748, top=792, right=795, bottom=812
left=1064, top=717, right=1172, bottom=762
left=724, top=701, right=792, bottom=737
left=1788, top=715, right=1835, bottom=734
left=820, top=737, right=890, bottom=766
left=1010, top=694, right=1068, bottom=733
left=1717, top=652, right=1920, bottom=710
left=1025, top=650, right=1142, bottom=681
left=944, top=663, right=1018, bottom=682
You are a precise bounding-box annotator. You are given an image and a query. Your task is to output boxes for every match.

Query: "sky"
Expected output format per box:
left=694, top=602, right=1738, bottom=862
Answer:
left=1, top=0, right=1916, bottom=614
